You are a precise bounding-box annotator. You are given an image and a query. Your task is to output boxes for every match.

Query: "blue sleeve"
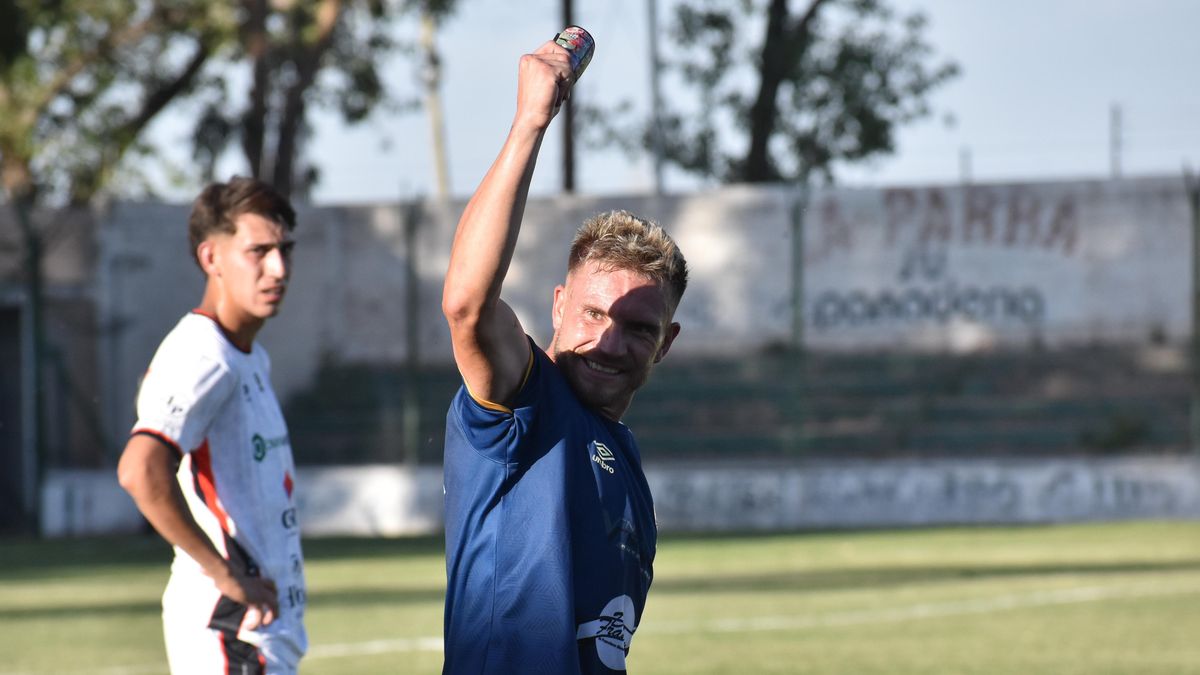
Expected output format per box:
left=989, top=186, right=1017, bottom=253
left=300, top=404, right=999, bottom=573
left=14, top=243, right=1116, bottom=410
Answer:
left=449, top=342, right=549, bottom=466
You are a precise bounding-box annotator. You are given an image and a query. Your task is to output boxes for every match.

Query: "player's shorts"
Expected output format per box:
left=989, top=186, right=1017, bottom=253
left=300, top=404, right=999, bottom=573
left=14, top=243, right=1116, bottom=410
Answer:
left=162, top=574, right=302, bottom=675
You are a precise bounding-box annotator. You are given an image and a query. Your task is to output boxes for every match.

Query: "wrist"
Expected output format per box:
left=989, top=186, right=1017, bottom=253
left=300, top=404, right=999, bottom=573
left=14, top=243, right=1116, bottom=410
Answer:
left=510, top=113, right=551, bottom=139
left=202, top=557, right=236, bottom=585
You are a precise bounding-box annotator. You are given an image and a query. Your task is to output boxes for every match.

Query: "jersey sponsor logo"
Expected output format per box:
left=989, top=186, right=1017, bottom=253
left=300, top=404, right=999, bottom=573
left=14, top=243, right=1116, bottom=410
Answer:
left=591, top=441, right=616, bottom=474
left=251, top=432, right=290, bottom=461
left=576, top=594, right=637, bottom=670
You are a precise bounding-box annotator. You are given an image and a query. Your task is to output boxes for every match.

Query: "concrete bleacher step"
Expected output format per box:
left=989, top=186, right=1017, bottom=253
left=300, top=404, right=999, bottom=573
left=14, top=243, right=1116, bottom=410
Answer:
left=282, top=346, right=1194, bottom=463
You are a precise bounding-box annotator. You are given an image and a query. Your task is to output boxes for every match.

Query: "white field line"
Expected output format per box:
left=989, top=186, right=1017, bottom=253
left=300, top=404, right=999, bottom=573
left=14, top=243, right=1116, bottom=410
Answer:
left=307, top=635, right=444, bottom=659
left=6, top=579, right=1197, bottom=674
left=645, top=579, right=1200, bottom=635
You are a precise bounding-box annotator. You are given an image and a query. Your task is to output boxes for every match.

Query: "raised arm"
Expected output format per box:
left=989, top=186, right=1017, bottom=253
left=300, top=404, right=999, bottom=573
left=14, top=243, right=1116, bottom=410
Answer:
left=442, top=41, right=574, bottom=406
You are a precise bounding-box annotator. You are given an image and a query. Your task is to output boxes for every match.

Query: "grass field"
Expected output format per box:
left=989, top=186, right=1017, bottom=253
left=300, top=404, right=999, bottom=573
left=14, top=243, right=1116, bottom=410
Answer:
left=2, top=520, right=1198, bottom=674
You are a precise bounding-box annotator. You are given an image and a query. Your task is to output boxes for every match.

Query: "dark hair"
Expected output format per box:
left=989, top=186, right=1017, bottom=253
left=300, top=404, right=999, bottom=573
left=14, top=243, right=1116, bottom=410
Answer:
left=187, top=176, right=296, bottom=266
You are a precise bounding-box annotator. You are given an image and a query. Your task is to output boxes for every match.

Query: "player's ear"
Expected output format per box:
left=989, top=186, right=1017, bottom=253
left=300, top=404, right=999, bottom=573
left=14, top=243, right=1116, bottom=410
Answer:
left=551, top=284, right=566, bottom=330
left=654, top=322, right=680, bottom=363
left=197, top=239, right=220, bottom=277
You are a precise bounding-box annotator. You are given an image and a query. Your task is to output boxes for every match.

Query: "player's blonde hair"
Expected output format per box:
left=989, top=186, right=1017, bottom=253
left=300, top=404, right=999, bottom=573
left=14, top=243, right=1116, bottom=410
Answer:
left=568, top=210, right=688, bottom=310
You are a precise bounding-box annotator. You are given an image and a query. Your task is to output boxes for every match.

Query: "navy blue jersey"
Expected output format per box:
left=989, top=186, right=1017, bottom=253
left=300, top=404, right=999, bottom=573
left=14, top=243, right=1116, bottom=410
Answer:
left=442, top=342, right=657, bottom=674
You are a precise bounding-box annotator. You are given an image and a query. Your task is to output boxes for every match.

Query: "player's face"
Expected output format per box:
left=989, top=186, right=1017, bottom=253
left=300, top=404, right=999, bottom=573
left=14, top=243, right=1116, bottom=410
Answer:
left=551, top=262, right=680, bottom=420
left=204, top=213, right=294, bottom=323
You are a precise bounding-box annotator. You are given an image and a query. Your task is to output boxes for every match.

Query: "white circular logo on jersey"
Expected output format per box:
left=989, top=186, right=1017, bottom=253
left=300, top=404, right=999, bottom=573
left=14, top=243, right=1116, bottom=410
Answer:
left=575, top=594, right=637, bottom=670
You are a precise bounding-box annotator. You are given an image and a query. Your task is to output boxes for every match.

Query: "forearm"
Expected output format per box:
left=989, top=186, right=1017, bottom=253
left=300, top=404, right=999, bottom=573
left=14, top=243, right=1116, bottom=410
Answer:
left=118, top=435, right=280, bottom=623
left=445, top=122, right=545, bottom=317
left=118, top=440, right=231, bottom=581
left=135, top=480, right=228, bottom=573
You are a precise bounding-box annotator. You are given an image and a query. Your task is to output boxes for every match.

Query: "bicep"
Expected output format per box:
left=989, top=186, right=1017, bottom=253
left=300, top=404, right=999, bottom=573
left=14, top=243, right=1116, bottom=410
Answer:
left=117, top=433, right=181, bottom=500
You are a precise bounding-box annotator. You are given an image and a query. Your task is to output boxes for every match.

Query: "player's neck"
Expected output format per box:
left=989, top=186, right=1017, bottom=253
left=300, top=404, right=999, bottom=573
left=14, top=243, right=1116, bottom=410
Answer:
left=197, top=287, right=263, bottom=353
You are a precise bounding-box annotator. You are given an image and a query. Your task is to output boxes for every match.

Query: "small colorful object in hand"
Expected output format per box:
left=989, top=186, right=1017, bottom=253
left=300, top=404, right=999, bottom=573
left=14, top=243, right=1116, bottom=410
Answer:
left=554, top=26, right=594, bottom=81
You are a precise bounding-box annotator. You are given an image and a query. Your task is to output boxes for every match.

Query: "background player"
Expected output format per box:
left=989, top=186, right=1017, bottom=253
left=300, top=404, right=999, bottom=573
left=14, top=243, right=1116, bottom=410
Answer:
left=441, top=36, right=688, bottom=672
left=118, top=177, right=307, bottom=674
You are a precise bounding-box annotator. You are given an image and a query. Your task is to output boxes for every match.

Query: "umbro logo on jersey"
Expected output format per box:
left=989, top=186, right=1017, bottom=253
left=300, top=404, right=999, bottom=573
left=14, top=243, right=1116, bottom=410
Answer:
left=590, top=441, right=616, bottom=474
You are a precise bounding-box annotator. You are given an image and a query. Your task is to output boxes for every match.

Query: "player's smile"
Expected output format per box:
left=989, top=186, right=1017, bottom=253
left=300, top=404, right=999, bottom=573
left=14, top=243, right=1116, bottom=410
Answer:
left=583, top=357, right=621, bottom=375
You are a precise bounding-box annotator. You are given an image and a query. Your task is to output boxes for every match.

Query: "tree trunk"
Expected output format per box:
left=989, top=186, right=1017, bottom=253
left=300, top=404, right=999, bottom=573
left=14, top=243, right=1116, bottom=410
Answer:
left=272, top=0, right=341, bottom=197
left=741, top=0, right=828, bottom=183
left=242, top=0, right=270, bottom=180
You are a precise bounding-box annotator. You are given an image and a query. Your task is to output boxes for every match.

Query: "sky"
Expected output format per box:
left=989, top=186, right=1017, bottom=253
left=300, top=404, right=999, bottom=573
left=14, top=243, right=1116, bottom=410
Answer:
left=150, top=0, right=1200, bottom=205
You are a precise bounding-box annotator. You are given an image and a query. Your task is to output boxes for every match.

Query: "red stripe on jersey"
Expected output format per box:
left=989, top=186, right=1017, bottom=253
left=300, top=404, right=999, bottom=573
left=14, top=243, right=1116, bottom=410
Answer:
left=193, top=440, right=233, bottom=535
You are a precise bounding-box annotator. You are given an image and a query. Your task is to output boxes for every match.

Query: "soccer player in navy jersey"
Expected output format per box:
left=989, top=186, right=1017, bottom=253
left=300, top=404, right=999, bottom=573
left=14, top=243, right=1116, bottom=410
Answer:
left=440, top=39, right=688, bottom=674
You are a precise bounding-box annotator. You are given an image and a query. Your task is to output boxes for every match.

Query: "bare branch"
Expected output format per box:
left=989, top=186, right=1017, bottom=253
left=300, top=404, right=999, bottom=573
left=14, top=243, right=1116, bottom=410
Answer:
left=29, top=13, right=162, bottom=119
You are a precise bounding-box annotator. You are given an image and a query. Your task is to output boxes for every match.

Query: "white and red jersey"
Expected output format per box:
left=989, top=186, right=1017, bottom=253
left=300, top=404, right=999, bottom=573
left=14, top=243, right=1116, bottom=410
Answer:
left=133, top=311, right=307, bottom=663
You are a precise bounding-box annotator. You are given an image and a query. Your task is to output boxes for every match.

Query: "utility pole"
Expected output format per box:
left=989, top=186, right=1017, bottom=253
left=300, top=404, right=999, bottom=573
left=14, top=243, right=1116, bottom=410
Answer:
left=561, top=0, right=576, bottom=193
left=647, top=0, right=665, bottom=195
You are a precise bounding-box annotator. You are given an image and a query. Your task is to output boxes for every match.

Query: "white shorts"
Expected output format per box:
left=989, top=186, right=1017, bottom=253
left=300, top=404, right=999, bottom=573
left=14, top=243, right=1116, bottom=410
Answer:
left=162, top=575, right=303, bottom=675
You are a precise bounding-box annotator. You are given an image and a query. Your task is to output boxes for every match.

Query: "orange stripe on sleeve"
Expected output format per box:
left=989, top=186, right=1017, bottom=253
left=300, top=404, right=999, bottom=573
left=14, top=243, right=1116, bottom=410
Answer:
left=465, top=345, right=536, bottom=414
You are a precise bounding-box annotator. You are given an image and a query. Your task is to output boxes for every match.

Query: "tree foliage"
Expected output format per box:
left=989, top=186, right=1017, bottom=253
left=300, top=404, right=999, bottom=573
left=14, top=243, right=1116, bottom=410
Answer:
left=0, top=0, right=230, bottom=206
left=189, top=0, right=462, bottom=199
left=188, top=0, right=387, bottom=198
left=0, top=0, right=459, bottom=207
left=589, top=0, right=959, bottom=185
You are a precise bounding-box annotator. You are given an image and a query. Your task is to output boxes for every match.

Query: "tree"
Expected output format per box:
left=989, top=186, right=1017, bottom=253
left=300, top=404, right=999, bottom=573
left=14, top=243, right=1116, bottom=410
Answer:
left=587, top=0, right=959, bottom=185
left=0, top=0, right=232, bottom=531
left=188, top=0, right=461, bottom=200
left=0, top=1, right=229, bottom=206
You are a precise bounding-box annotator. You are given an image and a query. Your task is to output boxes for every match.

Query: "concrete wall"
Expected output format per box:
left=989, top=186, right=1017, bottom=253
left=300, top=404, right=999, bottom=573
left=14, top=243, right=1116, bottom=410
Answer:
left=41, top=457, right=1200, bottom=537
left=95, top=176, right=1194, bottom=449
left=802, top=178, right=1190, bottom=351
